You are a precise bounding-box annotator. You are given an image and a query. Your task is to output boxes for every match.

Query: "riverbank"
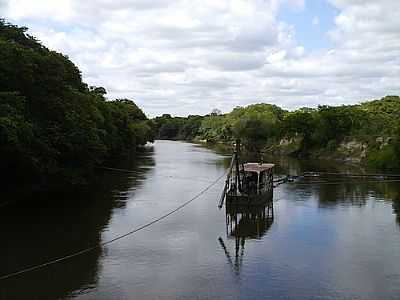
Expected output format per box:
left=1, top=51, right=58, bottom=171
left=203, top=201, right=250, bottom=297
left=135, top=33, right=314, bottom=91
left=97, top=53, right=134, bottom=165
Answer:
left=153, top=96, right=400, bottom=171
left=190, top=137, right=398, bottom=174
left=269, top=135, right=399, bottom=171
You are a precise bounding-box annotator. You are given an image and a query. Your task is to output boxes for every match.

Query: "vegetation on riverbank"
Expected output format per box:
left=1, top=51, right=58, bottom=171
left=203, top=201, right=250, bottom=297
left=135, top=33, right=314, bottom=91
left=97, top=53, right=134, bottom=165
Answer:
left=0, top=20, right=154, bottom=188
left=154, top=96, right=400, bottom=170
left=1, top=18, right=399, bottom=192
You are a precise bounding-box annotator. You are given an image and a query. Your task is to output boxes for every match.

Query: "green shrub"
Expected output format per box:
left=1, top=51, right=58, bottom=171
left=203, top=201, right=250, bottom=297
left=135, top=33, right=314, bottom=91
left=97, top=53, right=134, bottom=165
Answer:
left=367, top=145, right=400, bottom=170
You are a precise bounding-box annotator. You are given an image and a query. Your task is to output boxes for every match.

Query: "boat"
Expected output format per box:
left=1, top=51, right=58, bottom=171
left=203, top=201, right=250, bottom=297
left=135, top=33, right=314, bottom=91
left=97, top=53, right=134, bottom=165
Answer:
left=219, top=140, right=274, bottom=208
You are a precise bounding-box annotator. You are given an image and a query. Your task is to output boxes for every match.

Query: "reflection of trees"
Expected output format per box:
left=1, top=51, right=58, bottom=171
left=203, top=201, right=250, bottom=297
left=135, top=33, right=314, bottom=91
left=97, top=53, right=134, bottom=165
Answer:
left=392, top=194, right=400, bottom=226
left=228, top=149, right=400, bottom=226
left=218, top=203, right=274, bottom=276
left=316, top=183, right=369, bottom=207
left=0, top=147, right=155, bottom=299
left=315, top=180, right=400, bottom=210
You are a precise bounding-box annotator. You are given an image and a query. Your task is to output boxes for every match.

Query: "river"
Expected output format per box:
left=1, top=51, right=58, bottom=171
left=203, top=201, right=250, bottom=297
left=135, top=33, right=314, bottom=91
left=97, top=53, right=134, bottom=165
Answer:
left=1, top=140, right=400, bottom=300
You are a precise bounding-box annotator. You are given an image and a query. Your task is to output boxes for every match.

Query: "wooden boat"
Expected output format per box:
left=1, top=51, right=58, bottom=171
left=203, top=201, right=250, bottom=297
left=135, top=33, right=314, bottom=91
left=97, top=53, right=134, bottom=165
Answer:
left=219, top=140, right=274, bottom=208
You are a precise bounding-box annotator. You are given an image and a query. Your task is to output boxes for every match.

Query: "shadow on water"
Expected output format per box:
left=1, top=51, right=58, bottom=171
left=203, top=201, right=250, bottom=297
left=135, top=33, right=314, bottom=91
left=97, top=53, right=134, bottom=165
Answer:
left=218, top=203, right=274, bottom=277
left=0, top=146, right=155, bottom=300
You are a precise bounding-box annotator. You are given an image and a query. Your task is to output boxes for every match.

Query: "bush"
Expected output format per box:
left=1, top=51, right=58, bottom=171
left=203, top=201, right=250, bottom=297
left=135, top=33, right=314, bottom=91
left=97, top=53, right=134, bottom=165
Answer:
left=367, top=145, right=400, bottom=170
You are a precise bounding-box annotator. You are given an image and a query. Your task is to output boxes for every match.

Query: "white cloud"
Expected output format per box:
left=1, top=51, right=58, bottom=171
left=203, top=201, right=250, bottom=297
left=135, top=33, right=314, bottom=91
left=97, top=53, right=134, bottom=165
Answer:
left=0, top=0, right=7, bottom=11
left=2, top=0, right=400, bottom=116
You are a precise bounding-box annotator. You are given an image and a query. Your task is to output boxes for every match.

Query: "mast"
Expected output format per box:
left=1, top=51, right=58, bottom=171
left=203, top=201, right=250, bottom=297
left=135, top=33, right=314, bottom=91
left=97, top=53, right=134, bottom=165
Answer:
left=235, top=139, right=242, bottom=193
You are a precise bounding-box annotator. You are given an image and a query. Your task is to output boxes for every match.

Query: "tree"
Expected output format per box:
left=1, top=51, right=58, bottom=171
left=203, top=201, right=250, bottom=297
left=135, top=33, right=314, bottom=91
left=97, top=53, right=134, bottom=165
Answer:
left=210, top=108, right=222, bottom=116
left=0, top=19, right=154, bottom=187
left=233, top=113, right=276, bottom=153
left=283, top=110, right=315, bottom=149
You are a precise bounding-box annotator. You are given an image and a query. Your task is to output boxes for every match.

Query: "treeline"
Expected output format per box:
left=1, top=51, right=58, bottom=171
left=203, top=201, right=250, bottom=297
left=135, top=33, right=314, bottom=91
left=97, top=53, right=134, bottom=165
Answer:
left=153, top=96, right=400, bottom=170
left=0, top=20, right=154, bottom=187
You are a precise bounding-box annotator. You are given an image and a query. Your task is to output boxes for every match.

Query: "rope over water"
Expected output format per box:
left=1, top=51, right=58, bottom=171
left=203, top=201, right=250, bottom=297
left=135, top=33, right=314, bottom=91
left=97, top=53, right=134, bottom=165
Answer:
left=3, top=168, right=400, bottom=280
left=273, top=171, right=400, bottom=188
left=0, top=171, right=227, bottom=281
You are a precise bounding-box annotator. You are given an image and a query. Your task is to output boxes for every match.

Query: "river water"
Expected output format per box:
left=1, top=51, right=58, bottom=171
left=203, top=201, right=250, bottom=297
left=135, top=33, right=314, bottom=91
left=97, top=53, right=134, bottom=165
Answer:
left=1, top=140, right=400, bottom=300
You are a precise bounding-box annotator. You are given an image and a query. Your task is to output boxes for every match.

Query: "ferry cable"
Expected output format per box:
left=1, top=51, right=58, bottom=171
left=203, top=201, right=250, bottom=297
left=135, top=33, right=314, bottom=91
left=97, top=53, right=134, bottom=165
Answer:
left=0, top=171, right=227, bottom=281
left=289, top=179, right=400, bottom=186
left=0, top=170, right=213, bottom=211
left=273, top=173, right=400, bottom=188
left=100, top=166, right=215, bottom=183
left=303, top=171, right=400, bottom=178
left=99, top=166, right=141, bottom=173
left=273, top=173, right=400, bottom=187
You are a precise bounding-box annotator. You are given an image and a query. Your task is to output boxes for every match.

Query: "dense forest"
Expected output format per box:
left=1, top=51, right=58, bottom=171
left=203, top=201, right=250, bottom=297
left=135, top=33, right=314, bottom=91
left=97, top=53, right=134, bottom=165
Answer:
left=153, top=96, right=400, bottom=170
left=1, top=19, right=399, bottom=193
left=0, top=20, right=154, bottom=188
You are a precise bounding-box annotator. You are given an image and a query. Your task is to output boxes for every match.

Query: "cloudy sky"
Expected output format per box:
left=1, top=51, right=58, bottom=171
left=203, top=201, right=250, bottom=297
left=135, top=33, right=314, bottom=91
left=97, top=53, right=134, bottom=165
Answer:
left=1, top=0, right=399, bottom=116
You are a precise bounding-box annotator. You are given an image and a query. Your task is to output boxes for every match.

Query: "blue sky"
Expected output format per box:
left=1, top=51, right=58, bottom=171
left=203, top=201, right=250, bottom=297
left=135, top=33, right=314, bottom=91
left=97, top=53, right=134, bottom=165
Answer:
left=279, top=0, right=338, bottom=50
left=2, top=0, right=400, bottom=116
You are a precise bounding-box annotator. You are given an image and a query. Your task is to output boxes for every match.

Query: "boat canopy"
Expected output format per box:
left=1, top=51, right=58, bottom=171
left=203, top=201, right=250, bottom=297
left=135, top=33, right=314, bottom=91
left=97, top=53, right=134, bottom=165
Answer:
left=243, top=163, right=274, bottom=174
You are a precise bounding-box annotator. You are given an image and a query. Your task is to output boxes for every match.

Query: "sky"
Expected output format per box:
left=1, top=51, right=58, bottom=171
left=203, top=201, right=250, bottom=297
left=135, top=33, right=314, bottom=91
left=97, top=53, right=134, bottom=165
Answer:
left=1, top=0, right=399, bottom=117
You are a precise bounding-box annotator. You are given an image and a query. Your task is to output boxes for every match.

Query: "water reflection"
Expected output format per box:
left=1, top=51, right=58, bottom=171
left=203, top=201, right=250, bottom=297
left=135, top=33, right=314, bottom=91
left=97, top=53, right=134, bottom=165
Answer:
left=393, top=194, right=400, bottom=226
left=282, top=174, right=400, bottom=212
left=312, top=180, right=400, bottom=209
left=218, top=203, right=274, bottom=276
left=315, top=182, right=369, bottom=208
left=2, top=141, right=400, bottom=300
left=0, top=147, right=155, bottom=299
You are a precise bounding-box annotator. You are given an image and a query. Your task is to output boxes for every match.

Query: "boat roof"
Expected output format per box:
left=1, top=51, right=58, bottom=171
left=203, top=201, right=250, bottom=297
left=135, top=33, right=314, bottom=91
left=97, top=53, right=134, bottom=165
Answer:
left=243, top=163, right=274, bottom=173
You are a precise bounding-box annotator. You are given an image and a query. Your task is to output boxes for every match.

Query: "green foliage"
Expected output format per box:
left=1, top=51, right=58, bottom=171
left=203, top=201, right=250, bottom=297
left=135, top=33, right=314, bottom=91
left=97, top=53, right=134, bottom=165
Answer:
left=282, top=110, right=315, bottom=148
left=153, top=96, right=400, bottom=169
left=390, top=126, right=400, bottom=169
left=0, top=20, right=154, bottom=186
left=312, top=105, right=365, bottom=145
left=179, top=115, right=203, bottom=140
left=367, top=145, right=400, bottom=170
left=198, top=114, right=231, bottom=142
left=232, top=113, right=275, bottom=152
left=360, top=96, right=400, bottom=135
left=153, top=114, right=202, bottom=140
left=230, top=103, right=285, bottom=121
left=153, top=104, right=284, bottom=152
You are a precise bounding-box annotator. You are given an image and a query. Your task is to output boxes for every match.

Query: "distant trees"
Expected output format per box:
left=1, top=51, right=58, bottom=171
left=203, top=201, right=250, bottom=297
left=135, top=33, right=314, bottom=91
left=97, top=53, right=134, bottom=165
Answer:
left=282, top=110, right=315, bottom=148
left=229, top=104, right=282, bottom=152
left=0, top=20, right=154, bottom=187
left=153, top=114, right=202, bottom=140
left=152, top=96, right=400, bottom=169
left=210, top=108, right=222, bottom=116
left=233, top=114, right=273, bottom=153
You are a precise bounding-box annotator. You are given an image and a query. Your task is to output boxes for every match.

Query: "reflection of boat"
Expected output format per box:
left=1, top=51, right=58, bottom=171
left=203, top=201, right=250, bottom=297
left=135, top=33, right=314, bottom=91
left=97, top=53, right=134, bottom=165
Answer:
left=219, top=140, right=274, bottom=208
left=226, top=204, right=274, bottom=239
left=218, top=204, right=274, bottom=275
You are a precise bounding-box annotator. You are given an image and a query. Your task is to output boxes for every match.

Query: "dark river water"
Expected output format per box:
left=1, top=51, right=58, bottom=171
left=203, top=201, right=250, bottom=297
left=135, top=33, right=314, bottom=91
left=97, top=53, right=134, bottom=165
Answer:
left=1, top=140, right=400, bottom=300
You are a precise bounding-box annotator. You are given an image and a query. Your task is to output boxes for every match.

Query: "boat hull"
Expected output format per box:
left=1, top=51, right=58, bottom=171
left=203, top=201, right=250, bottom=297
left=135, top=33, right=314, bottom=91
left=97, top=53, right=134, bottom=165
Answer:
left=226, top=192, right=272, bottom=207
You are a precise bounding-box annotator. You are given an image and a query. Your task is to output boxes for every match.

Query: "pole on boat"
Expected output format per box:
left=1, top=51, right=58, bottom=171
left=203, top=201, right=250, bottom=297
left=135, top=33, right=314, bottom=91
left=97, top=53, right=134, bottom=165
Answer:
left=218, top=154, right=235, bottom=209
left=218, top=139, right=242, bottom=209
left=235, top=139, right=242, bottom=193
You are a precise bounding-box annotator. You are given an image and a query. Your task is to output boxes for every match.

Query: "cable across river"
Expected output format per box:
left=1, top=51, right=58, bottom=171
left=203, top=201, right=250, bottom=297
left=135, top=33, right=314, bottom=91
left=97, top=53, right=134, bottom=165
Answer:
left=3, top=167, right=399, bottom=281
left=0, top=171, right=227, bottom=281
